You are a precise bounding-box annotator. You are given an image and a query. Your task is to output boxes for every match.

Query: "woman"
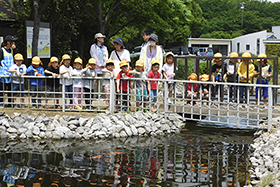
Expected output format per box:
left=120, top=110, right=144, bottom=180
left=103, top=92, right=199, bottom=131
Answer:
left=109, top=37, right=130, bottom=75
left=0, top=35, right=17, bottom=107
left=89, top=33, right=108, bottom=75
left=140, top=33, right=163, bottom=74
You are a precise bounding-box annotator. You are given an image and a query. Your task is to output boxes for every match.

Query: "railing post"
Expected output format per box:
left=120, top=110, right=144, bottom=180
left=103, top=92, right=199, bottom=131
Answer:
left=109, top=77, right=115, bottom=112
left=268, top=87, right=273, bottom=130
left=164, top=80, right=168, bottom=117
left=62, top=77, right=65, bottom=112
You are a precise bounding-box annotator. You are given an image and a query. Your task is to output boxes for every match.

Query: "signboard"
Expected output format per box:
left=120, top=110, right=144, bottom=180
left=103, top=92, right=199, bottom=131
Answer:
left=26, top=21, right=51, bottom=59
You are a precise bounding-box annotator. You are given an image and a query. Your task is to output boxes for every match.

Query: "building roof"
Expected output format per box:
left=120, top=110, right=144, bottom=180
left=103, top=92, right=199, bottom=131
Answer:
left=188, top=38, right=232, bottom=42
left=0, top=0, right=15, bottom=21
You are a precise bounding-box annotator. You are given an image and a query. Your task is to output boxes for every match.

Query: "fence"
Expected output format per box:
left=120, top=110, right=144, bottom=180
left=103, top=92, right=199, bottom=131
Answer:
left=0, top=74, right=279, bottom=129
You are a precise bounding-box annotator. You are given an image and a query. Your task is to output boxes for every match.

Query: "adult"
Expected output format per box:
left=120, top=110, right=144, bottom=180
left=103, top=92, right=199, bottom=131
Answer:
left=0, top=35, right=17, bottom=107
left=90, top=33, right=108, bottom=97
left=109, top=37, right=130, bottom=75
left=141, top=29, right=152, bottom=48
left=139, top=33, right=163, bottom=74
left=90, top=33, right=108, bottom=75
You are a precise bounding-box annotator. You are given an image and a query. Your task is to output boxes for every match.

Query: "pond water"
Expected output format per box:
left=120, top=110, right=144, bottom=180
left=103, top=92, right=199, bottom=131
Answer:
left=0, top=122, right=255, bottom=187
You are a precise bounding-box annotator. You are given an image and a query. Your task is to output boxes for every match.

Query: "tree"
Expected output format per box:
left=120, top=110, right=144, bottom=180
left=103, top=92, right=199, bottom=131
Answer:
left=32, top=0, right=51, bottom=56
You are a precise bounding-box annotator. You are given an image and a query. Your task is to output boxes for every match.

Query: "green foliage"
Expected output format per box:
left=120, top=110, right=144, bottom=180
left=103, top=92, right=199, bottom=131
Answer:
left=175, top=58, right=195, bottom=80
left=265, top=44, right=280, bottom=74
left=199, top=61, right=214, bottom=74
left=0, top=13, right=8, bottom=19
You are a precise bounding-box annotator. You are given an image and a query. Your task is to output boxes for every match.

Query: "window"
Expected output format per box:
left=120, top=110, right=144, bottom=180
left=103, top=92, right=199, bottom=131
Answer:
left=246, top=44, right=250, bottom=50
left=237, top=43, right=240, bottom=53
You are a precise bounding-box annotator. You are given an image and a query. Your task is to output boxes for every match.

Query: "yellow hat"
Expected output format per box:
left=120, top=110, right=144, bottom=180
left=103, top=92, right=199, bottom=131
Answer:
left=200, top=74, right=209, bottom=81
left=257, top=53, right=267, bottom=61
left=106, top=59, right=114, bottom=65
left=135, top=59, right=144, bottom=67
left=119, top=60, right=128, bottom=68
left=74, top=57, right=83, bottom=64
left=31, top=56, right=43, bottom=65
left=188, top=73, right=197, bottom=81
left=242, top=52, right=251, bottom=58
left=166, top=52, right=175, bottom=57
left=60, top=54, right=71, bottom=65
left=6, top=184, right=14, bottom=187
left=48, top=56, right=59, bottom=67
left=151, top=59, right=160, bottom=65
left=88, top=58, right=97, bottom=64
left=230, top=52, right=238, bottom=57
left=14, top=53, right=24, bottom=61
left=214, top=52, right=222, bottom=62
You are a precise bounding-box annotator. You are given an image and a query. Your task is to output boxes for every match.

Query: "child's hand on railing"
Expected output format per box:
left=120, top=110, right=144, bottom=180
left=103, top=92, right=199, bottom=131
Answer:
left=36, top=73, right=42, bottom=76
left=117, top=88, right=120, bottom=93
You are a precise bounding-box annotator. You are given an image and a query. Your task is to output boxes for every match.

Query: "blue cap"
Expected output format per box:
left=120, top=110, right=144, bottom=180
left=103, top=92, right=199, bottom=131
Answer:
left=111, top=37, right=125, bottom=48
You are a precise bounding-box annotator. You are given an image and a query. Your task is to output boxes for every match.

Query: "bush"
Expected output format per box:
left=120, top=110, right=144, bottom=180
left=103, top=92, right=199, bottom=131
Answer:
left=265, top=44, right=280, bottom=74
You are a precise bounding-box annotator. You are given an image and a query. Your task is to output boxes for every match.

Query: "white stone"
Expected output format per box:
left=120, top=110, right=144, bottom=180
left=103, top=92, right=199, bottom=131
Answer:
left=68, top=124, right=77, bottom=130
left=124, top=126, right=132, bottom=136
left=32, top=126, right=40, bottom=135
left=130, top=125, right=138, bottom=136
left=91, top=123, right=102, bottom=132
left=39, top=132, right=45, bottom=138
left=17, top=127, right=27, bottom=134
left=19, top=134, right=26, bottom=139
left=76, top=127, right=85, bottom=134
left=137, top=127, right=146, bottom=135
left=79, top=118, right=88, bottom=126
left=7, top=127, right=17, bottom=133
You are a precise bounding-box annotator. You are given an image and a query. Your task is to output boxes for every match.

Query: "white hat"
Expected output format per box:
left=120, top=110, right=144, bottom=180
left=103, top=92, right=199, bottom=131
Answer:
left=94, top=33, right=106, bottom=39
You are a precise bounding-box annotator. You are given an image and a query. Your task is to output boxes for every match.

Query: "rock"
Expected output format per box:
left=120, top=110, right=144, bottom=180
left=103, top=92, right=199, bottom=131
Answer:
left=0, top=118, right=10, bottom=128
left=60, top=120, right=68, bottom=127
left=35, top=115, right=45, bottom=123
left=8, top=134, right=17, bottom=139
left=137, top=127, right=146, bottom=135
left=39, top=132, right=45, bottom=138
left=52, top=119, right=61, bottom=128
left=125, top=114, right=136, bottom=124
left=79, top=118, right=88, bottom=126
left=11, top=112, right=21, bottom=119
left=17, top=127, right=27, bottom=134
left=7, top=127, right=17, bottom=133
left=42, top=117, right=51, bottom=125
left=76, top=127, right=85, bottom=134
left=124, top=126, right=132, bottom=137
left=69, top=120, right=79, bottom=126
left=52, top=130, right=64, bottom=139
left=45, top=131, right=52, bottom=139
left=19, top=134, right=26, bottom=139
left=119, top=130, right=127, bottom=138
left=63, top=115, right=69, bottom=121
left=0, top=132, right=8, bottom=139
left=0, top=111, right=5, bottom=116
left=69, top=124, right=77, bottom=130
left=130, top=125, right=138, bottom=136
left=25, top=130, right=33, bottom=138
left=0, top=126, right=6, bottom=132
left=32, top=126, right=40, bottom=135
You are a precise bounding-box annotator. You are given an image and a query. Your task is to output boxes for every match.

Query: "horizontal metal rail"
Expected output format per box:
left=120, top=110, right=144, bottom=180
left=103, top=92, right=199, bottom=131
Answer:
left=0, top=75, right=278, bottom=129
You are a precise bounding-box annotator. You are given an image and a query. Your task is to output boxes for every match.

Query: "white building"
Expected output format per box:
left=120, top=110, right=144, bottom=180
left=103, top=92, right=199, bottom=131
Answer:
left=188, top=26, right=280, bottom=56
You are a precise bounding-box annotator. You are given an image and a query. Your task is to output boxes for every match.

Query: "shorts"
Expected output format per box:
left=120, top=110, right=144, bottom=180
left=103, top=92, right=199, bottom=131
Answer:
left=136, top=89, right=148, bottom=101
left=46, top=86, right=60, bottom=96
left=12, top=83, right=25, bottom=96
left=150, top=89, right=157, bottom=103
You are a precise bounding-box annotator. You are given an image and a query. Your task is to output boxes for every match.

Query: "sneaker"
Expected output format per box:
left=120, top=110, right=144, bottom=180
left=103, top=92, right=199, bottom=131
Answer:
left=21, top=104, right=25, bottom=108
left=0, top=104, right=3, bottom=108
left=38, top=105, right=43, bottom=109
left=75, top=106, right=82, bottom=110
left=14, top=104, right=19, bottom=109
left=56, top=106, right=61, bottom=109
left=168, top=98, right=172, bottom=104
left=44, top=105, right=49, bottom=109
left=32, top=105, right=37, bottom=109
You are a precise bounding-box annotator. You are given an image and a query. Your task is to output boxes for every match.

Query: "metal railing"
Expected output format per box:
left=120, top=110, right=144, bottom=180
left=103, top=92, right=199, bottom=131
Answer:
left=0, top=75, right=278, bottom=129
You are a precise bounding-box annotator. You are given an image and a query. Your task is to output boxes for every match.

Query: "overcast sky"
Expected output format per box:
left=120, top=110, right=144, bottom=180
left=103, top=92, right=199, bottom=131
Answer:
left=268, top=0, right=280, bottom=2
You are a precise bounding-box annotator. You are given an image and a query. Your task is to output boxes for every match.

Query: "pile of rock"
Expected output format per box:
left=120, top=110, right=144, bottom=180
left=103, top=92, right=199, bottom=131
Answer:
left=0, top=111, right=184, bottom=140
left=248, top=128, right=280, bottom=186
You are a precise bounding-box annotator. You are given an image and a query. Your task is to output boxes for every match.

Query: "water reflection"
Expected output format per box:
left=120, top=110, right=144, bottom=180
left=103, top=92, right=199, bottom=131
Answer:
left=0, top=123, right=254, bottom=187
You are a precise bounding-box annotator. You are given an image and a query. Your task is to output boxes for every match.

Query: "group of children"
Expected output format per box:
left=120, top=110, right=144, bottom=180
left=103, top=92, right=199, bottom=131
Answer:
left=185, top=51, right=272, bottom=106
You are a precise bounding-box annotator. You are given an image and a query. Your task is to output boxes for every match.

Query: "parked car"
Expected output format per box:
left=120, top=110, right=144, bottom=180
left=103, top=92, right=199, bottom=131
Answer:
left=198, top=47, right=214, bottom=57
left=188, top=47, right=200, bottom=56
left=130, top=45, right=166, bottom=58
left=170, top=47, right=190, bottom=56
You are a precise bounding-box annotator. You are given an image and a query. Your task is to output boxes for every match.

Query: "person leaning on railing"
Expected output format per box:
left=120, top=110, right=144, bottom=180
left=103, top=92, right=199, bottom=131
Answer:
left=227, top=52, right=239, bottom=103
left=254, top=53, right=272, bottom=106
left=237, top=52, right=254, bottom=104
left=25, top=56, right=45, bottom=108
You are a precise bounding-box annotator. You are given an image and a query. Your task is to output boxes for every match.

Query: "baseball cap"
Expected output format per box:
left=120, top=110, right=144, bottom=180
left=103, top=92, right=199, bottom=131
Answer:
left=148, top=33, right=158, bottom=43
left=111, top=37, right=125, bottom=48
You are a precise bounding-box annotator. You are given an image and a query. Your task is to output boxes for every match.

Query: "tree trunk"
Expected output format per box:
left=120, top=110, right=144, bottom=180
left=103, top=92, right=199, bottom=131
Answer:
left=32, top=0, right=40, bottom=57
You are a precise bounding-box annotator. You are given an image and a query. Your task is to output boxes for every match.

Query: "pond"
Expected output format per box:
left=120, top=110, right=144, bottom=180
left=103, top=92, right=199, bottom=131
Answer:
left=0, top=122, right=255, bottom=187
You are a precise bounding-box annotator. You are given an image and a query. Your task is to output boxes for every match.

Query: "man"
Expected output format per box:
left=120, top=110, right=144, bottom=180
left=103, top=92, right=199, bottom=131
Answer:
left=141, top=29, right=151, bottom=48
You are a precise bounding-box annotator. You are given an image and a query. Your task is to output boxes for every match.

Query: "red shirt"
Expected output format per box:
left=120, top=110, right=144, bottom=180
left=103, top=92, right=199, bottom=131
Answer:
left=187, top=82, right=198, bottom=92
left=116, top=70, right=133, bottom=92
left=148, top=70, right=161, bottom=90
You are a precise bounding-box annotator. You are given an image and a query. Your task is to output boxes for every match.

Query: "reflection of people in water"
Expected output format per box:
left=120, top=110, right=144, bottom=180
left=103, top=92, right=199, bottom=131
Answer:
left=49, top=174, right=61, bottom=187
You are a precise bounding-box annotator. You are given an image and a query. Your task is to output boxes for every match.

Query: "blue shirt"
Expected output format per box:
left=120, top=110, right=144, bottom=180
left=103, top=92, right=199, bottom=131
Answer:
left=25, top=65, right=45, bottom=85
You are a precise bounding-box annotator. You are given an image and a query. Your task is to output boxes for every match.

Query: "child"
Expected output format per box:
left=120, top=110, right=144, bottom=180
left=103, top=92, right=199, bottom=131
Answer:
left=59, top=54, right=73, bottom=109
left=162, top=52, right=176, bottom=104
left=237, top=52, right=254, bottom=104
left=227, top=52, right=239, bottom=102
left=83, top=58, right=97, bottom=110
left=254, top=53, right=272, bottom=106
left=26, top=56, right=45, bottom=108
left=116, top=60, right=133, bottom=111
left=72, top=57, right=84, bottom=110
left=102, top=59, right=115, bottom=109
left=44, top=56, right=60, bottom=109
left=211, top=52, right=227, bottom=100
left=131, top=59, right=148, bottom=110
left=148, top=60, right=161, bottom=111
left=200, top=74, right=210, bottom=98
left=186, top=73, right=198, bottom=105
left=8, top=53, right=26, bottom=108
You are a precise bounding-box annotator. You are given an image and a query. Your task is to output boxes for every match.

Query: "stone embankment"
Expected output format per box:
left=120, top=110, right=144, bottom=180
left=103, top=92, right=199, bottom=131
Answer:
left=0, top=111, right=184, bottom=140
left=246, top=117, right=280, bottom=186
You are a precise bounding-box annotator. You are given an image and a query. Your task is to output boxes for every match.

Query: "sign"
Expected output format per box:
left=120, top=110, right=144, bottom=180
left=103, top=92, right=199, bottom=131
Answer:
left=26, top=21, right=51, bottom=59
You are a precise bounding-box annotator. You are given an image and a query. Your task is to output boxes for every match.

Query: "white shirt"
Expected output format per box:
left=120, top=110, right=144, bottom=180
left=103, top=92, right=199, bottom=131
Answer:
left=59, top=65, right=73, bottom=85
left=109, top=49, right=130, bottom=75
left=90, top=44, right=108, bottom=74
left=72, top=69, right=83, bottom=88
left=162, top=63, right=177, bottom=80
left=9, top=64, right=26, bottom=84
